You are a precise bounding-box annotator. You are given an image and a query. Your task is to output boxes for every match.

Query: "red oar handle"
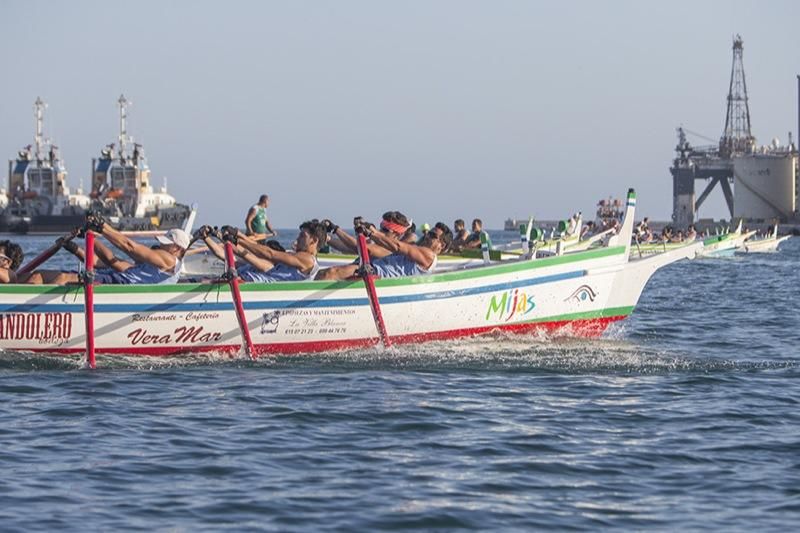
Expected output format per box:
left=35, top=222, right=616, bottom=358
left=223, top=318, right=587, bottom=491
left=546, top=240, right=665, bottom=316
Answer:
left=83, top=231, right=96, bottom=369
left=224, top=241, right=257, bottom=360
left=356, top=233, right=391, bottom=348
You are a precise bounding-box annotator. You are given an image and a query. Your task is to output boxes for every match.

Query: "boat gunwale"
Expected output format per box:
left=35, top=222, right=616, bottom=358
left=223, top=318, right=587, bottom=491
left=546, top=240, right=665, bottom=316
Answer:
left=0, top=245, right=627, bottom=295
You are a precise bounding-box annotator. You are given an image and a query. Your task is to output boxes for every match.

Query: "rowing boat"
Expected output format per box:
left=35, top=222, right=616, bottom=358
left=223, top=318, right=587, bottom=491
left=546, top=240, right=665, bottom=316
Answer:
left=741, top=226, right=791, bottom=253
left=0, top=189, right=700, bottom=359
left=697, top=221, right=756, bottom=258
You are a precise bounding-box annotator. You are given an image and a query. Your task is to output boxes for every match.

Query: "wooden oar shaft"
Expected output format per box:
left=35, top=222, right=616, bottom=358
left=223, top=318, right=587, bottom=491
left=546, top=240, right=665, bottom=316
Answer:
left=84, top=231, right=96, bottom=369
left=356, top=233, right=391, bottom=348
left=224, top=241, right=256, bottom=360
left=17, top=233, right=76, bottom=275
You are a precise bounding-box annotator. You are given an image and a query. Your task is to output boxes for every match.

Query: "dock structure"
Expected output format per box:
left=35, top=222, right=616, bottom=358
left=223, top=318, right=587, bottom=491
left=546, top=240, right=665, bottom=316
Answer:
left=670, top=35, right=799, bottom=228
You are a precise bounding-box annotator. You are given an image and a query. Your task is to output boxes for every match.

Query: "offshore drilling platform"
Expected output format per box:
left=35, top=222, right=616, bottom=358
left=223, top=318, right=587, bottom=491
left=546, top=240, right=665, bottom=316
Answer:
left=670, top=35, right=799, bottom=228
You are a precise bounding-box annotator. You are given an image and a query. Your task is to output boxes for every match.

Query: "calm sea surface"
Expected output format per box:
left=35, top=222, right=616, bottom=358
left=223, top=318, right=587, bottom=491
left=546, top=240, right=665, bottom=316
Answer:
left=1, top=232, right=799, bottom=531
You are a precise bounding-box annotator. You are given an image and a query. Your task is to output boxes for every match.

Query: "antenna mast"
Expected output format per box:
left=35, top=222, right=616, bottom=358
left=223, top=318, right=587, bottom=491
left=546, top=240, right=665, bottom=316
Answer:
left=720, top=35, right=754, bottom=157
left=118, top=94, right=131, bottom=158
left=33, top=97, right=47, bottom=160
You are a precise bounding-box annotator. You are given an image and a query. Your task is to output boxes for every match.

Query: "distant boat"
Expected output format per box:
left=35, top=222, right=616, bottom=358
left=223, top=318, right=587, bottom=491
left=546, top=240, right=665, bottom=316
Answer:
left=2, top=95, right=192, bottom=234
left=87, top=95, right=191, bottom=233
left=697, top=220, right=756, bottom=258
left=1, top=97, right=91, bottom=233
left=741, top=225, right=791, bottom=253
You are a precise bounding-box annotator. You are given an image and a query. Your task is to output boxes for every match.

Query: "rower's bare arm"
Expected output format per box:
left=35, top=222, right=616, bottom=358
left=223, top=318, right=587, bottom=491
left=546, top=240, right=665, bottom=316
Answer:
left=102, top=226, right=173, bottom=270
left=274, top=250, right=313, bottom=272
left=237, top=249, right=274, bottom=272
left=333, top=227, right=358, bottom=252
left=64, top=239, right=109, bottom=269
left=203, top=237, right=226, bottom=261
left=328, top=235, right=356, bottom=254
left=366, top=241, right=392, bottom=256
left=368, top=230, right=402, bottom=253
left=63, top=242, right=89, bottom=265
left=401, top=245, right=435, bottom=270
left=370, top=231, right=434, bottom=268
left=93, top=240, right=132, bottom=271
left=237, top=235, right=264, bottom=256
left=184, top=246, right=210, bottom=256
left=238, top=237, right=310, bottom=271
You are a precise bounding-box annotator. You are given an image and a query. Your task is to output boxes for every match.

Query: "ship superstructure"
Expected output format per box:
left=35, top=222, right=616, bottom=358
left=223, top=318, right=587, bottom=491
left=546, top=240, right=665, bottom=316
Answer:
left=88, top=95, right=190, bottom=231
left=2, top=97, right=91, bottom=232
left=2, top=95, right=191, bottom=234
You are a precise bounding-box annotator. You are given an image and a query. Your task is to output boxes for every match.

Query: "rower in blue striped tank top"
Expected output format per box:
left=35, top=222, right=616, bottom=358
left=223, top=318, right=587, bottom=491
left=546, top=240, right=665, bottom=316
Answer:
left=24, top=220, right=190, bottom=286
left=196, top=220, right=326, bottom=284
left=315, top=218, right=453, bottom=281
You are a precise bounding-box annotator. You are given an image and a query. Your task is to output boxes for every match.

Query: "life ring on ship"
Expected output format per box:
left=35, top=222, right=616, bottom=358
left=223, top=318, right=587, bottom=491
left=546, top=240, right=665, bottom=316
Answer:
left=106, top=188, right=124, bottom=199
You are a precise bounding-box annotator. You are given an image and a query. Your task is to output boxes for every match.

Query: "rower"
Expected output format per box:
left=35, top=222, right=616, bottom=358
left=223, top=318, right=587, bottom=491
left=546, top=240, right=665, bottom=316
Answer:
left=202, top=220, right=324, bottom=283
left=0, top=240, right=24, bottom=283
left=27, top=213, right=189, bottom=285
left=326, top=211, right=413, bottom=259
left=401, top=222, right=418, bottom=243
left=462, top=218, right=483, bottom=249
left=316, top=220, right=452, bottom=280
left=451, top=219, right=470, bottom=251
left=581, top=221, right=596, bottom=240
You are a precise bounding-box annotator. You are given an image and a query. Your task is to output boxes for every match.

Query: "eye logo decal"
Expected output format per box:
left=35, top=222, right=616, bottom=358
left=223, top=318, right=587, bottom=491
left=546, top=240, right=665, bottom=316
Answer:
left=565, top=285, right=597, bottom=303
left=260, top=310, right=281, bottom=334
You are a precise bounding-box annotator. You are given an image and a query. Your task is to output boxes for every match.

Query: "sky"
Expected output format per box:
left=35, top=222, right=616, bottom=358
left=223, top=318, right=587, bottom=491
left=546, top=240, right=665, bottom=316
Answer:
left=1, top=0, right=799, bottom=229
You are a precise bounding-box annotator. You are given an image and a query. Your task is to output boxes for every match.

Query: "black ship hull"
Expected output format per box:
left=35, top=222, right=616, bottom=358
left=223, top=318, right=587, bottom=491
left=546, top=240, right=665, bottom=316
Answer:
left=0, top=205, right=192, bottom=235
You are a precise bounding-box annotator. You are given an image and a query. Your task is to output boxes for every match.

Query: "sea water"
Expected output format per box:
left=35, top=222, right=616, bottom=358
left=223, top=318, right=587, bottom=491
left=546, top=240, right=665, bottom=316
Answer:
left=0, top=232, right=798, bottom=530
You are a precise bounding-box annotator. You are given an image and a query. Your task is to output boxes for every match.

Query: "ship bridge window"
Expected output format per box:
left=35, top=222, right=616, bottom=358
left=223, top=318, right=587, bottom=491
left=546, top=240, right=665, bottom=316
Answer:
left=27, top=169, right=54, bottom=194
left=110, top=168, right=138, bottom=191
left=110, top=169, right=124, bottom=189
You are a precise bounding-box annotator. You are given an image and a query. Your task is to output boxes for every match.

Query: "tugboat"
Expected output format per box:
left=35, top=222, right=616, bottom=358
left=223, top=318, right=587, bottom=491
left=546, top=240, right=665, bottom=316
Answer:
left=1, top=97, right=91, bottom=233
left=2, top=95, right=191, bottom=234
left=88, top=95, right=191, bottom=232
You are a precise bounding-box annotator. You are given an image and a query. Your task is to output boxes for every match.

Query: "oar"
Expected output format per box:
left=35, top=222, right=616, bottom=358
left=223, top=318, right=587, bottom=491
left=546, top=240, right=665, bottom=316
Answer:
left=519, top=223, right=529, bottom=255
left=83, top=231, right=97, bottom=369
left=480, top=232, right=492, bottom=264
left=17, top=231, right=77, bottom=276
left=524, top=215, right=534, bottom=242
left=355, top=230, right=391, bottom=348
left=222, top=238, right=256, bottom=360
left=183, top=203, right=199, bottom=235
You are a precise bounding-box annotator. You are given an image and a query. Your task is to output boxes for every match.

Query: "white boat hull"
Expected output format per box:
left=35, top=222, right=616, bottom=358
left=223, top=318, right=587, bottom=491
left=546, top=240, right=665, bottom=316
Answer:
left=0, top=242, right=698, bottom=357
left=741, top=235, right=791, bottom=253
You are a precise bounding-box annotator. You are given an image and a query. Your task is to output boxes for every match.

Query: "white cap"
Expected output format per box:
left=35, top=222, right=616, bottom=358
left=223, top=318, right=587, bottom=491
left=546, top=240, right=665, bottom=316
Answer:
left=156, top=228, right=191, bottom=250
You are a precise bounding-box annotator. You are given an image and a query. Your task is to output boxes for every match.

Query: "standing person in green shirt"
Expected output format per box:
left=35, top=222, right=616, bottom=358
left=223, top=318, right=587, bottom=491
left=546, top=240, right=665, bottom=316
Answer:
left=245, top=194, right=277, bottom=240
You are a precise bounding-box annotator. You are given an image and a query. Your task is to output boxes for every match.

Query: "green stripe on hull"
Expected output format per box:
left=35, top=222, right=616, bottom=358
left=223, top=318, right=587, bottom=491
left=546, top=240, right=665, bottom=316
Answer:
left=703, top=234, right=735, bottom=246
left=523, top=306, right=634, bottom=324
